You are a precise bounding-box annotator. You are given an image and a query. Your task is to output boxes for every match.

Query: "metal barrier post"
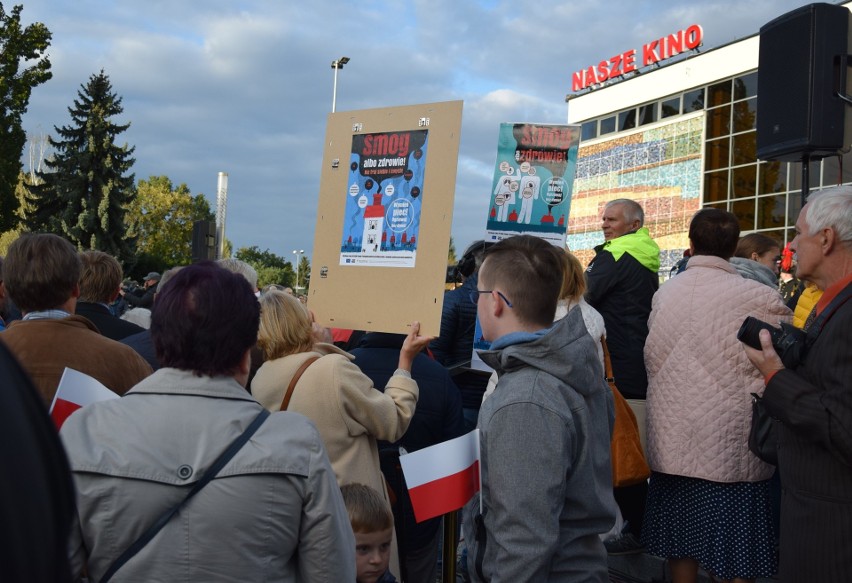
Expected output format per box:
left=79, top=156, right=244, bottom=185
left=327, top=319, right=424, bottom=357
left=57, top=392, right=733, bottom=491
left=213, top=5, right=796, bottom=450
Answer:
left=442, top=511, right=458, bottom=582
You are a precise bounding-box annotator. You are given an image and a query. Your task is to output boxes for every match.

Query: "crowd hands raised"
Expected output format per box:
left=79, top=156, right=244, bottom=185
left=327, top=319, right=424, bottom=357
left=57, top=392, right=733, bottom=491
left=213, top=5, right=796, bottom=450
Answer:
left=0, top=186, right=849, bottom=583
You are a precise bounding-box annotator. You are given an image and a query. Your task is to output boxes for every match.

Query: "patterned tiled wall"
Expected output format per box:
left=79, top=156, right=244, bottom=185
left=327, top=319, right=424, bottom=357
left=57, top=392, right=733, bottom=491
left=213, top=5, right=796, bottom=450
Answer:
left=567, top=114, right=704, bottom=275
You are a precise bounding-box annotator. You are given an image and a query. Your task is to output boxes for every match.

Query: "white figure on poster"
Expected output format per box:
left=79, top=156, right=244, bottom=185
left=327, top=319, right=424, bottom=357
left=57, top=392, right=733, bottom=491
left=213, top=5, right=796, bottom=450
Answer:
left=493, top=175, right=518, bottom=222
left=517, top=175, right=540, bottom=224
left=361, top=194, right=385, bottom=253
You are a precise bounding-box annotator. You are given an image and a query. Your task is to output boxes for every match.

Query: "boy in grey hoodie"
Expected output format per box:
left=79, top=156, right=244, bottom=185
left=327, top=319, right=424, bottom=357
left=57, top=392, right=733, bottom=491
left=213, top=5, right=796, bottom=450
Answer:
left=462, top=235, right=616, bottom=583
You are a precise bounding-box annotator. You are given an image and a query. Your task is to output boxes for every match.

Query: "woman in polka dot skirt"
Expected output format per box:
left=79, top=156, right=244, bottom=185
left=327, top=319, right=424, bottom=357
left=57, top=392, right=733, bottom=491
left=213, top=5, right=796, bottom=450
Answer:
left=641, top=209, right=790, bottom=582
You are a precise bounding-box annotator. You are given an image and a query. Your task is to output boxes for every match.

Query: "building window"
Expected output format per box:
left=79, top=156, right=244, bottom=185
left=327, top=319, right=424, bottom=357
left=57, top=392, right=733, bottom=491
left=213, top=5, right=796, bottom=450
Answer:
left=759, top=161, right=787, bottom=194
left=639, top=103, right=657, bottom=126
left=730, top=198, right=756, bottom=231
left=734, top=72, right=758, bottom=100
left=704, top=170, right=729, bottom=203
left=581, top=120, right=597, bottom=141
left=708, top=79, right=732, bottom=107
left=600, top=116, right=616, bottom=135
left=706, top=103, right=731, bottom=139
left=683, top=88, right=705, bottom=112
left=732, top=165, right=757, bottom=198
left=661, top=96, right=681, bottom=118
left=705, top=138, right=730, bottom=171
left=618, top=109, right=636, bottom=131
left=733, top=99, right=757, bottom=133
left=732, top=132, right=756, bottom=166
left=757, top=193, right=788, bottom=229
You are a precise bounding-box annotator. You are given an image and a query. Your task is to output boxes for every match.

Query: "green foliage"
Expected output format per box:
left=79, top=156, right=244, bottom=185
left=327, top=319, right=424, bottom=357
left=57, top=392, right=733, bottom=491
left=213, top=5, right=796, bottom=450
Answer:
left=235, top=245, right=295, bottom=288
left=296, top=254, right=310, bottom=291
left=448, top=236, right=456, bottom=264
left=0, top=3, right=52, bottom=231
left=126, top=175, right=214, bottom=272
left=0, top=227, right=18, bottom=255
left=27, top=70, right=136, bottom=265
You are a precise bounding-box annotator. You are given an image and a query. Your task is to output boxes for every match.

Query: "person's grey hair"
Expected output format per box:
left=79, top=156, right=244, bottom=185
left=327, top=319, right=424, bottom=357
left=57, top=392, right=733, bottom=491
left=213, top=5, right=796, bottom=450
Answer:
left=606, top=198, right=645, bottom=227
left=806, top=186, right=852, bottom=246
left=216, top=258, right=258, bottom=290
left=157, top=266, right=184, bottom=296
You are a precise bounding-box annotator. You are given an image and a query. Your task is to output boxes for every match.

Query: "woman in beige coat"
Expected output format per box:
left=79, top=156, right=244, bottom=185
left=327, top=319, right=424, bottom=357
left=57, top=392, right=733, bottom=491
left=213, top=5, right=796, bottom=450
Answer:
left=251, top=290, right=430, bottom=578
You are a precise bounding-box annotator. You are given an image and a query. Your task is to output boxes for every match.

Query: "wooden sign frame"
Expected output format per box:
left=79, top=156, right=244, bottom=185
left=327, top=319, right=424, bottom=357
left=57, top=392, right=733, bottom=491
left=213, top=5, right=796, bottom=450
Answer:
left=308, top=100, right=463, bottom=337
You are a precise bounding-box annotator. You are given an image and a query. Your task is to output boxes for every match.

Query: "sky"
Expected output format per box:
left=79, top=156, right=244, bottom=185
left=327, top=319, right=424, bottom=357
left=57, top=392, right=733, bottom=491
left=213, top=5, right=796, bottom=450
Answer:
left=15, top=0, right=823, bottom=265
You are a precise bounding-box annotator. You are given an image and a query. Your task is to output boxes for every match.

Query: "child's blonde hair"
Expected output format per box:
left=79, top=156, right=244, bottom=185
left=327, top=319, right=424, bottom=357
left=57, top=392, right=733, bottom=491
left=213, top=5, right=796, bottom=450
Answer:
left=340, top=483, right=393, bottom=533
left=558, top=250, right=587, bottom=303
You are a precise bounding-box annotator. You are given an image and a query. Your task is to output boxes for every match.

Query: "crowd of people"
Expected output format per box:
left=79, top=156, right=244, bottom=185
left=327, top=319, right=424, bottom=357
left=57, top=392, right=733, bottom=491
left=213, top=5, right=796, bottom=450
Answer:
left=0, top=186, right=849, bottom=583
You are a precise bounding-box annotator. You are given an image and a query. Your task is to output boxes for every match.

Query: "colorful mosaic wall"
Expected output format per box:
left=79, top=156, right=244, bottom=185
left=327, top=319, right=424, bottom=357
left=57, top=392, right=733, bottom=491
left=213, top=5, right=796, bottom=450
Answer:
left=567, top=114, right=704, bottom=274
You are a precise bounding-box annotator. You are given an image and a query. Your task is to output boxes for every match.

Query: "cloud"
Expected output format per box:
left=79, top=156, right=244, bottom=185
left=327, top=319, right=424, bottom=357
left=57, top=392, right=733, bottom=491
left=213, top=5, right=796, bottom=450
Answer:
left=16, top=0, right=819, bottom=264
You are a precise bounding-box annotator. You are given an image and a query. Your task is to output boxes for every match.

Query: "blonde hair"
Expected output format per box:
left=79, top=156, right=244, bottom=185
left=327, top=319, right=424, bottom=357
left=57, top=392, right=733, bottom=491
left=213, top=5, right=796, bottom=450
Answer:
left=79, top=250, right=123, bottom=303
left=558, top=250, right=586, bottom=303
left=257, top=289, right=314, bottom=359
left=340, top=483, right=393, bottom=533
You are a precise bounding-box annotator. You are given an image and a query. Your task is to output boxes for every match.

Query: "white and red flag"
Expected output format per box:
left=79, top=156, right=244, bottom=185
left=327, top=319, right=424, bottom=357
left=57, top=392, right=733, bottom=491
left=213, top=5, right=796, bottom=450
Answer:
left=49, top=368, right=119, bottom=430
left=400, top=429, right=481, bottom=523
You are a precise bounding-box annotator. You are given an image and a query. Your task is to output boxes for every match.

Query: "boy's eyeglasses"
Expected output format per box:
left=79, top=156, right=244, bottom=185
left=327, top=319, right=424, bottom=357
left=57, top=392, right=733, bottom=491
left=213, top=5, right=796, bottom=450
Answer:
left=469, top=290, right=513, bottom=308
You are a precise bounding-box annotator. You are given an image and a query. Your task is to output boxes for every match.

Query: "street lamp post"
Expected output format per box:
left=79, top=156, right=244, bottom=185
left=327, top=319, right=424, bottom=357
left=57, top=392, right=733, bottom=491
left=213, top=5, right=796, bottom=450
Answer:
left=331, top=56, right=350, bottom=113
left=292, top=249, right=304, bottom=290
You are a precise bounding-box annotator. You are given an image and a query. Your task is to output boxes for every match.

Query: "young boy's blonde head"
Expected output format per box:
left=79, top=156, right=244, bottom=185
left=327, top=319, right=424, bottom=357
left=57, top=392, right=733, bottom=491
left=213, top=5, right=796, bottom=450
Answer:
left=340, top=483, right=393, bottom=533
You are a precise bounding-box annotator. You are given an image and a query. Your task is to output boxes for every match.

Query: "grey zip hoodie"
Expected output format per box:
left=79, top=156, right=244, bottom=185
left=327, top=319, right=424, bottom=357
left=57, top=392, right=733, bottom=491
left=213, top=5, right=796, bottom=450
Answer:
left=462, top=307, right=617, bottom=582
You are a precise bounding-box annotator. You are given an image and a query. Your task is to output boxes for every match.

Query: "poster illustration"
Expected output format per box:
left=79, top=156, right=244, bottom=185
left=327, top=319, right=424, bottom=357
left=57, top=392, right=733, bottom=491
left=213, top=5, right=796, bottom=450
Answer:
left=340, top=129, right=429, bottom=267
left=485, top=123, right=581, bottom=246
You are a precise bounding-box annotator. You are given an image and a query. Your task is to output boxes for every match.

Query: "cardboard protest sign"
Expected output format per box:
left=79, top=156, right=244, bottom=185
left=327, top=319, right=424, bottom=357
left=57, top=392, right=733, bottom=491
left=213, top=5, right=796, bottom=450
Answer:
left=309, top=101, right=463, bottom=336
left=485, top=123, right=580, bottom=246
left=472, top=122, right=581, bottom=370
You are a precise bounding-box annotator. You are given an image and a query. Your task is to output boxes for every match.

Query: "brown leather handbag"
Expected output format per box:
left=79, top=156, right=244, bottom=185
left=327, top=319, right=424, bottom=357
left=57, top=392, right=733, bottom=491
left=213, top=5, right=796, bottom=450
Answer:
left=601, top=337, right=651, bottom=487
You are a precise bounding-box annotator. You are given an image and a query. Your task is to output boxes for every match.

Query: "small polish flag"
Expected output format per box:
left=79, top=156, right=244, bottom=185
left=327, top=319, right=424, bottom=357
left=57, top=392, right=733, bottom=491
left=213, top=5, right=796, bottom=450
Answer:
left=49, top=368, right=119, bottom=431
left=400, top=429, right=481, bottom=523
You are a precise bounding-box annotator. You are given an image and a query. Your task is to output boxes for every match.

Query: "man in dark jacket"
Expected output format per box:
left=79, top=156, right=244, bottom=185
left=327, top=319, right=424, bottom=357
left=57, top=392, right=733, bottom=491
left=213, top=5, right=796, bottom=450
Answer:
left=351, top=332, right=465, bottom=583
left=744, top=186, right=852, bottom=582
left=584, top=198, right=659, bottom=547
left=430, top=241, right=492, bottom=431
left=121, top=271, right=159, bottom=309
left=75, top=251, right=145, bottom=341
left=120, top=267, right=183, bottom=371
left=585, top=199, right=660, bottom=400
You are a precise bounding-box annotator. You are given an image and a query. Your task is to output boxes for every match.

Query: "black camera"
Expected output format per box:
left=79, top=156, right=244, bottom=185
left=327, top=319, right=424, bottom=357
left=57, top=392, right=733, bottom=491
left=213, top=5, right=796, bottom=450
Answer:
left=737, top=316, right=806, bottom=369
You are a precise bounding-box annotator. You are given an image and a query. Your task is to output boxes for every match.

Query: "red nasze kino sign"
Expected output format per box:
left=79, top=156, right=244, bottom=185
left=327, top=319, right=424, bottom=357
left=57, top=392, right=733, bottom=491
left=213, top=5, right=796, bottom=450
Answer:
left=571, top=24, right=703, bottom=92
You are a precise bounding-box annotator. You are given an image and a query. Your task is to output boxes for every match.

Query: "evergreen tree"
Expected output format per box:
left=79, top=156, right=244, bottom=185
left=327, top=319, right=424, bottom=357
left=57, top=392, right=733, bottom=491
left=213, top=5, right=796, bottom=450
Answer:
left=31, top=70, right=136, bottom=263
left=0, top=3, right=52, bottom=232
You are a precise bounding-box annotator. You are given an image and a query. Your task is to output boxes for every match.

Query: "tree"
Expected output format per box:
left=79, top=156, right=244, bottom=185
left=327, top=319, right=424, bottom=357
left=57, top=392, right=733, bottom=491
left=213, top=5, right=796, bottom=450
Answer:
left=297, top=254, right=311, bottom=291
left=126, top=175, right=214, bottom=272
left=0, top=3, right=51, bottom=231
left=447, top=236, right=457, bottom=264
left=29, top=70, right=136, bottom=264
left=0, top=170, right=28, bottom=250
left=234, top=246, right=295, bottom=288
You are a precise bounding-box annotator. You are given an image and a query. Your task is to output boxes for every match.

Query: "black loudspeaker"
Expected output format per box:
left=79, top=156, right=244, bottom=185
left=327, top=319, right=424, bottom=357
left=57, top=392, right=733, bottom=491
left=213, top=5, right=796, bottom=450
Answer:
left=757, top=3, right=852, bottom=162
left=191, top=220, right=216, bottom=263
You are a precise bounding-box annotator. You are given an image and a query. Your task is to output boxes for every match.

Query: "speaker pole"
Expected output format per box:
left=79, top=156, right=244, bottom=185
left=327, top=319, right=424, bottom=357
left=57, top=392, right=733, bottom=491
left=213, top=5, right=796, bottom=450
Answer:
left=801, top=155, right=810, bottom=207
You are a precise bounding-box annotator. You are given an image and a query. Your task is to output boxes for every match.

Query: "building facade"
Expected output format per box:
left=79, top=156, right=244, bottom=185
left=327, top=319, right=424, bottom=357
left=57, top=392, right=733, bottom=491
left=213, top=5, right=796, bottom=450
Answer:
left=566, top=2, right=852, bottom=273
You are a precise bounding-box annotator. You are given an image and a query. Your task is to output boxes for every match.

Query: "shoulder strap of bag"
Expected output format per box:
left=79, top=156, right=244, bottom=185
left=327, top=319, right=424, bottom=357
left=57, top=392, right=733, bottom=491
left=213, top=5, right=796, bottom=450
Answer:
left=99, top=407, right=270, bottom=583
left=280, top=355, right=320, bottom=411
left=600, top=335, right=615, bottom=384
